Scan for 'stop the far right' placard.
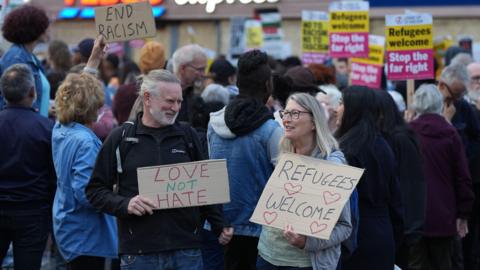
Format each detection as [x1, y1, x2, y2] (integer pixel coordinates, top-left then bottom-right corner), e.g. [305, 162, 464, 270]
[385, 13, 434, 80]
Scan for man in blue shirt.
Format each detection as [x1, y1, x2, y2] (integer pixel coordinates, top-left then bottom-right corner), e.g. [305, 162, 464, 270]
[0, 64, 56, 270]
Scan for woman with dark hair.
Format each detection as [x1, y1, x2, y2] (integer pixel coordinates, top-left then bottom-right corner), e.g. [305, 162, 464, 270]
[335, 86, 403, 270]
[0, 5, 51, 117]
[375, 90, 426, 270]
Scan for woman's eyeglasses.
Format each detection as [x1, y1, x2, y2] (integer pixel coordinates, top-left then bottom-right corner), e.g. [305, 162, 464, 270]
[279, 110, 311, 120]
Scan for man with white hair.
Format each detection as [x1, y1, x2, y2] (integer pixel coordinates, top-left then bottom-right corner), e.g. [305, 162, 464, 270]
[87, 70, 233, 270]
[463, 61, 480, 270]
[172, 44, 208, 124]
[438, 64, 480, 270]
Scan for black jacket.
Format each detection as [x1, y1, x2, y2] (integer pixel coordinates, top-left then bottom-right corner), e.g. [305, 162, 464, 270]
[387, 129, 426, 244]
[86, 116, 225, 255]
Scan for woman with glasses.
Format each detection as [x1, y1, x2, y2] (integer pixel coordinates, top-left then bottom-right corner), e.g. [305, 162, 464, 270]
[257, 93, 352, 270]
[336, 86, 403, 270]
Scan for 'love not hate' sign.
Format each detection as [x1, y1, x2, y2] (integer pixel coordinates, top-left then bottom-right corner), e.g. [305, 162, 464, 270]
[250, 153, 364, 239]
[95, 1, 156, 42]
[137, 159, 230, 210]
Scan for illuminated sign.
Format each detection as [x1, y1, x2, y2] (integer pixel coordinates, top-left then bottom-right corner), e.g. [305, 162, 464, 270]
[60, 0, 165, 20]
[64, 0, 163, 6]
[174, 0, 280, 14]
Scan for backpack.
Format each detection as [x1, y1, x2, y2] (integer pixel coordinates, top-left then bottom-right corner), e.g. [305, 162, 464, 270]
[112, 120, 198, 193]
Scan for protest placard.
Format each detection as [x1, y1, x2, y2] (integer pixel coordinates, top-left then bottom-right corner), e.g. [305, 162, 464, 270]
[250, 153, 364, 240]
[245, 19, 264, 49]
[95, 1, 156, 43]
[386, 13, 434, 80]
[434, 36, 454, 78]
[350, 35, 385, 89]
[328, 1, 369, 58]
[301, 10, 329, 64]
[137, 159, 230, 210]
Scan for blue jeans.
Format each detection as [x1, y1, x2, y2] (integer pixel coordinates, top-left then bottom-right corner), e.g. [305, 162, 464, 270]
[257, 256, 313, 270]
[201, 229, 224, 270]
[120, 249, 203, 270]
[0, 208, 50, 270]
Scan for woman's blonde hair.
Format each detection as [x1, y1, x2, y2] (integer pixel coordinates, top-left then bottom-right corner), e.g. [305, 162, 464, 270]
[280, 93, 338, 157]
[55, 73, 104, 125]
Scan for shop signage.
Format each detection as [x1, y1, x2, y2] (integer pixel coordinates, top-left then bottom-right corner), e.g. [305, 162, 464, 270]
[174, 0, 280, 14]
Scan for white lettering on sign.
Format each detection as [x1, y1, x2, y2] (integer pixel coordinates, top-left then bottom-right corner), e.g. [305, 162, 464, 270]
[175, 0, 279, 13]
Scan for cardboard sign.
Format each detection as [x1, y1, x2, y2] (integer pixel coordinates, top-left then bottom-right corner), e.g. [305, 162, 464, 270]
[250, 153, 364, 240]
[137, 159, 230, 209]
[350, 35, 385, 89]
[386, 13, 434, 80]
[301, 10, 329, 64]
[95, 1, 156, 42]
[328, 1, 369, 58]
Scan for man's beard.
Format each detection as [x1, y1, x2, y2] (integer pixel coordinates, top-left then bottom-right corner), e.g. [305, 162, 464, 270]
[149, 107, 178, 126]
[468, 89, 480, 103]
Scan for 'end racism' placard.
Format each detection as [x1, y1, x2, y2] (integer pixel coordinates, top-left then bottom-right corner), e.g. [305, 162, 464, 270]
[250, 153, 364, 240]
[95, 1, 156, 43]
[328, 1, 369, 58]
[350, 35, 385, 89]
[386, 13, 434, 80]
[137, 159, 230, 210]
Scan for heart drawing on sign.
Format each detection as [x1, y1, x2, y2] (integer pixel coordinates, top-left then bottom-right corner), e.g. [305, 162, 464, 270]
[310, 221, 328, 234]
[263, 211, 278, 225]
[284, 182, 303, 196]
[323, 191, 341, 205]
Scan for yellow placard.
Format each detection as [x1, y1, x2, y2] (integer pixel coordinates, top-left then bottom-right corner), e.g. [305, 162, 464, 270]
[386, 24, 433, 51]
[328, 11, 369, 33]
[302, 20, 329, 53]
[353, 44, 384, 66]
[246, 26, 264, 48]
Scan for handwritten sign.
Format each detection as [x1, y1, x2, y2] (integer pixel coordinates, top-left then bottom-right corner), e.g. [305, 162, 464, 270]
[95, 1, 156, 42]
[250, 153, 364, 239]
[301, 10, 329, 64]
[386, 13, 434, 80]
[328, 1, 369, 58]
[137, 159, 230, 209]
[350, 35, 385, 89]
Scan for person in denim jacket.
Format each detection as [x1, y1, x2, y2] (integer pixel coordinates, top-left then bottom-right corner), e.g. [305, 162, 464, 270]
[208, 50, 283, 270]
[257, 93, 352, 270]
[0, 5, 50, 117]
[52, 37, 118, 270]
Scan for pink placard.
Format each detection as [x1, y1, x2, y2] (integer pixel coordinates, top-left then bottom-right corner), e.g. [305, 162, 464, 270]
[301, 52, 330, 64]
[350, 62, 383, 89]
[329, 32, 368, 58]
[386, 49, 434, 80]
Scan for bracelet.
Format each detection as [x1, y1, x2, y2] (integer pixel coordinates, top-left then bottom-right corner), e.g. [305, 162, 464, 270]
[83, 66, 99, 76]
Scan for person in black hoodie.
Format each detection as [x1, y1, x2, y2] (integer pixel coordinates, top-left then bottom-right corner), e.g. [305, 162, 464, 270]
[207, 50, 284, 270]
[336, 86, 403, 270]
[86, 69, 233, 270]
[375, 90, 426, 270]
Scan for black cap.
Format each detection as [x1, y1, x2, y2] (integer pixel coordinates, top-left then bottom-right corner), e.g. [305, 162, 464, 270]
[74, 38, 94, 59]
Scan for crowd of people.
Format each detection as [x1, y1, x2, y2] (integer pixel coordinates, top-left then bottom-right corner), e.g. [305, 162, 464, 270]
[0, 4, 480, 270]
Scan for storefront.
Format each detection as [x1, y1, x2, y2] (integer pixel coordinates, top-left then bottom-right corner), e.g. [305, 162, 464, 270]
[36, 0, 480, 60]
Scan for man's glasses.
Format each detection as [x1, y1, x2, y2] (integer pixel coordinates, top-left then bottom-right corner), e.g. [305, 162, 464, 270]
[444, 82, 466, 103]
[471, 76, 480, 84]
[186, 64, 206, 73]
[279, 110, 312, 120]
